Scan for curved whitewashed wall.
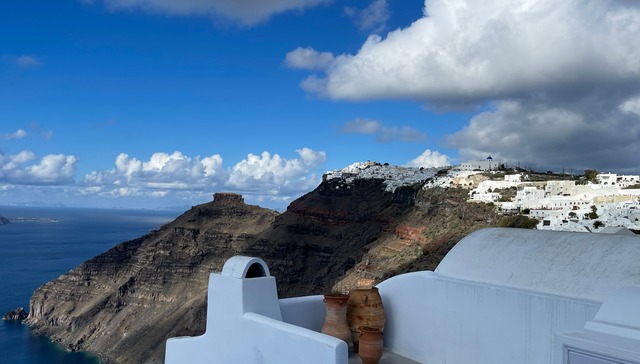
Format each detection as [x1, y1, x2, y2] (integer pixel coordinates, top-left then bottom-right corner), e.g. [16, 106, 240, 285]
[377, 228, 640, 364]
[378, 271, 600, 364]
[436, 228, 640, 301]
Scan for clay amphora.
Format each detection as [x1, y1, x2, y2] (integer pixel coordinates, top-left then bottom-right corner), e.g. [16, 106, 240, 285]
[321, 294, 352, 349]
[347, 287, 385, 352]
[358, 327, 383, 364]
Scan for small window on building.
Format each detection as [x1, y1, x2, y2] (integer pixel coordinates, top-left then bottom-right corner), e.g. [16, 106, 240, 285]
[543, 220, 551, 226]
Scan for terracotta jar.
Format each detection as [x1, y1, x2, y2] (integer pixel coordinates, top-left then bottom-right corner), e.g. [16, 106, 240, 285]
[358, 327, 383, 364]
[321, 294, 352, 349]
[346, 287, 385, 352]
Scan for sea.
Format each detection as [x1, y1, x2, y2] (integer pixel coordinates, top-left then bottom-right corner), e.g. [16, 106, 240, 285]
[0, 206, 181, 364]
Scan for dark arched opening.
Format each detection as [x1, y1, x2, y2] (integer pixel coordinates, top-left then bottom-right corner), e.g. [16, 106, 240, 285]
[245, 262, 267, 278]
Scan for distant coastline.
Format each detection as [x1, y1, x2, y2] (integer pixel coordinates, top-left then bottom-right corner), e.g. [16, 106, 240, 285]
[6, 217, 59, 223]
[0, 214, 10, 225]
[0, 211, 60, 224]
[7, 217, 60, 222]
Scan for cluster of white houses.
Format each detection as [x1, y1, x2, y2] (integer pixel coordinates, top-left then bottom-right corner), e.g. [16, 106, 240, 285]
[324, 161, 640, 233]
[462, 172, 640, 233]
[323, 161, 436, 192]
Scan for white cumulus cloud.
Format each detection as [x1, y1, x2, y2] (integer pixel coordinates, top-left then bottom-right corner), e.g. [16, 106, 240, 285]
[406, 149, 451, 168]
[621, 96, 640, 116]
[344, 0, 390, 34]
[85, 151, 226, 190]
[83, 148, 326, 204]
[1, 129, 28, 140]
[296, 147, 326, 166]
[0, 151, 77, 185]
[307, 0, 640, 103]
[292, 0, 640, 173]
[10, 150, 37, 164]
[26, 155, 76, 181]
[226, 148, 325, 196]
[202, 154, 224, 177]
[1, 147, 328, 208]
[284, 47, 335, 70]
[87, 0, 331, 26]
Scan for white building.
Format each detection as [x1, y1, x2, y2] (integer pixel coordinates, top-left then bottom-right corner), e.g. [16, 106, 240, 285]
[537, 213, 590, 233]
[504, 173, 522, 183]
[166, 229, 640, 364]
[597, 173, 640, 188]
[324, 162, 436, 192]
[458, 159, 493, 171]
[470, 192, 501, 203]
[546, 180, 577, 196]
[515, 186, 545, 205]
[473, 175, 522, 194]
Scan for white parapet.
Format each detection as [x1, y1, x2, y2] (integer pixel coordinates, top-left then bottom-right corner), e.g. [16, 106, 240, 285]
[376, 228, 640, 364]
[556, 286, 640, 363]
[165, 255, 348, 364]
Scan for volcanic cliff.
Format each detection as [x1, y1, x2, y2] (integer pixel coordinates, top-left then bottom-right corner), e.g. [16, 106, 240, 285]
[27, 193, 278, 363]
[27, 178, 531, 363]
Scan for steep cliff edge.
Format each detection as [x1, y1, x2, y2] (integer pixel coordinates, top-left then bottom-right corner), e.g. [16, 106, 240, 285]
[27, 193, 278, 364]
[250, 178, 417, 297]
[26, 180, 532, 363]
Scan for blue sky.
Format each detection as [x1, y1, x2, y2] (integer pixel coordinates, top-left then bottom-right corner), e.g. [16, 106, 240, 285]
[1, 0, 640, 210]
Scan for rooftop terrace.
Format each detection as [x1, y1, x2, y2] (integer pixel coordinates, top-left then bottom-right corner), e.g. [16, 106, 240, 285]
[165, 228, 640, 364]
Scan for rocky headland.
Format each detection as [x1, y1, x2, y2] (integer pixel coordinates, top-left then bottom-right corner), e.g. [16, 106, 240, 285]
[0, 214, 10, 225]
[26, 174, 534, 363]
[3, 307, 28, 320]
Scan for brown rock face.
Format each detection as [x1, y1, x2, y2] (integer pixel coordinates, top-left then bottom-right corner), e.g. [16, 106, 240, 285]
[3, 307, 28, 320]
[253, 178, 408, 297]
[395, 225, 425, 240]
[212, 192, 244, 205]
[26, 177, 533, 363]
[27, 197, 278, 364]
[331, 186, 504, 292]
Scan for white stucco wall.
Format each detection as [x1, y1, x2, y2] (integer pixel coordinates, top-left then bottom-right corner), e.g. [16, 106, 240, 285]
[556, 286, 640, 364]
[435, 228, 640, 301]
[459, 160, 492, 171]
[377, 271, 600, 364]
[375, 228, 640, 364]
[165, 257, 347, 364]
[279, 295, 326, 332]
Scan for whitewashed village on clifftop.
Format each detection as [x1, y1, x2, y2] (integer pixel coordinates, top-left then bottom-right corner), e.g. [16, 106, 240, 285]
[324, 160, 640, 234]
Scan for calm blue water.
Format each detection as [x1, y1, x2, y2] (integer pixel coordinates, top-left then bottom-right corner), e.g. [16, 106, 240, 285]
[0, 206, 180, 364]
